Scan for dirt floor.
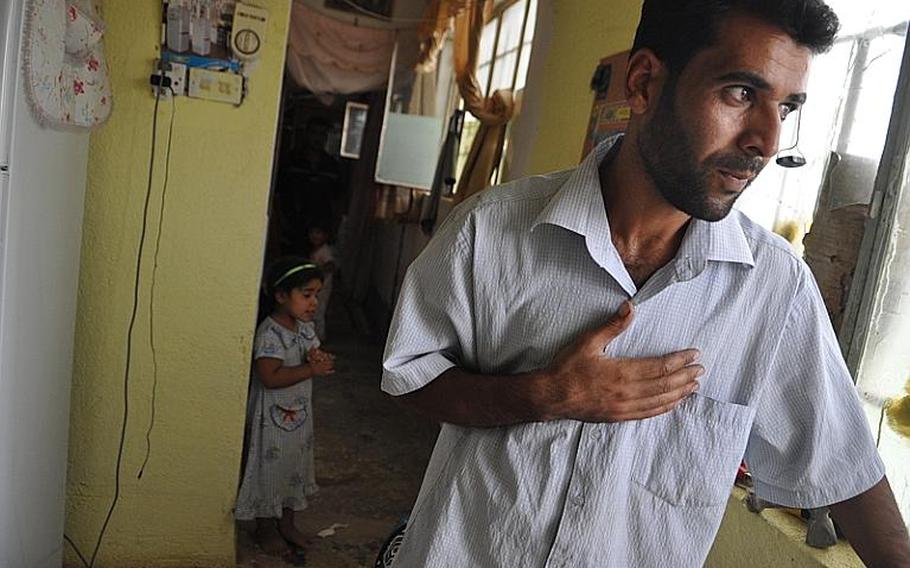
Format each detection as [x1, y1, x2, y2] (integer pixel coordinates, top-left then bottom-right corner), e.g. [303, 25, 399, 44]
[237, 299, 438, 568]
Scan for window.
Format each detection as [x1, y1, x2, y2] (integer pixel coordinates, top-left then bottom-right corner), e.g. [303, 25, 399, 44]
[848, 140, 910, 526]
[455, 0, 538, 186]
[840, 24, 910, 526]
[793, 1, 910, 526]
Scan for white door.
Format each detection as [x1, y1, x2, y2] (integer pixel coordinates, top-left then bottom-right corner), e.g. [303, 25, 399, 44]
[0, 0, 91, 566]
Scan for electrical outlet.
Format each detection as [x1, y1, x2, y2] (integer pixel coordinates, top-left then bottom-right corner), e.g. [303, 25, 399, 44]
[151, 60, 188, 97]
[166, 62, 187, 96]
[188, 68, 243, 105]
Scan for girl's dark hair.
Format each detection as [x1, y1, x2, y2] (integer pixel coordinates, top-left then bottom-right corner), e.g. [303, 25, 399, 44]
[261, 257, 324, 313]
[631, 0, 840, 75]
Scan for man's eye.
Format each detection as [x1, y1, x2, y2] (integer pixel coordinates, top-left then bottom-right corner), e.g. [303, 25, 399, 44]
[724, 86, 753, 104]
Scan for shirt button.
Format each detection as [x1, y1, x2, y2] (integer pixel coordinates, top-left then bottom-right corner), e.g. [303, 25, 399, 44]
[571, 491, 585, 507]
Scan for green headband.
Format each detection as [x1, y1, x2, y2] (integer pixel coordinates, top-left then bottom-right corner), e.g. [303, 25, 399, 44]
[273, 263, 318, 287]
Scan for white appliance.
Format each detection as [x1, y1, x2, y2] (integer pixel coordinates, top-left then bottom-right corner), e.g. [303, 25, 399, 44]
[0, 1, 91, 566]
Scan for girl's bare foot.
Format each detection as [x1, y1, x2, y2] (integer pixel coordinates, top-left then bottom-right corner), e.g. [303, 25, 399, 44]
[278, 508, 309, 549]
[255, 518, 291, 555]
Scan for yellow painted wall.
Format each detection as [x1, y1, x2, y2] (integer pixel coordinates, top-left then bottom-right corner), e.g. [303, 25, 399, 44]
[524, 0, 643, 175]
[64, 1, 291, 566]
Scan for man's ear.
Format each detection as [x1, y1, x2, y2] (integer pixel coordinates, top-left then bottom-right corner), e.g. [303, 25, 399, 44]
[625, 49, 667, 115]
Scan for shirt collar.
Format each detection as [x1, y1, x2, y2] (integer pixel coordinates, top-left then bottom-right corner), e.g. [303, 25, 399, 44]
[531, 134, 755, 272]
[531, 135, 618, 242]
[679, 215, 755, 271]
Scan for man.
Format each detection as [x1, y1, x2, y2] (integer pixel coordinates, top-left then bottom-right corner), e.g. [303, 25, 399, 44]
[382, 1, 910, 566]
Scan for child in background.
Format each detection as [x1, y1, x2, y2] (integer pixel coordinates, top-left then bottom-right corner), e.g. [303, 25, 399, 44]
[307, 225, 336, 341]
[235, 258, 336, 555]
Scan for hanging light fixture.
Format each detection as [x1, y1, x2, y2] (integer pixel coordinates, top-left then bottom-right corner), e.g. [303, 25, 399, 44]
[776, 108, 807, 168]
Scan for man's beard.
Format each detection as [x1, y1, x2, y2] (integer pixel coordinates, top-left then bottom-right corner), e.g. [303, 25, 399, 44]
[637, 77, 766, 222]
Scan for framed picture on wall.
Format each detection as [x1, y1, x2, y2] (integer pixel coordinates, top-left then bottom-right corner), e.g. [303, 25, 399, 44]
[341, 102, 369, 159]
[325, 0, 393, 17]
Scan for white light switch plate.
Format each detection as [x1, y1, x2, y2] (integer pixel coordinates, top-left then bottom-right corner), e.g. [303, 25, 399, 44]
[187, 68, 243, 105]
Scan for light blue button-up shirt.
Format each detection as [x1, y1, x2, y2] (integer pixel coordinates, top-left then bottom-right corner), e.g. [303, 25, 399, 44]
[382, 137, 884, 567]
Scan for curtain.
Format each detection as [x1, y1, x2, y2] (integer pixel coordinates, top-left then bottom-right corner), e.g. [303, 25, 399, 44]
[417, 0, 515, 203]
[286, 1, 405, 94]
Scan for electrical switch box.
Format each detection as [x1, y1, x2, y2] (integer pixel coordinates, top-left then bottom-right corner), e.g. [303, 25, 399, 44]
[151, 60, 188, 97]
[187, 67, 244, 104]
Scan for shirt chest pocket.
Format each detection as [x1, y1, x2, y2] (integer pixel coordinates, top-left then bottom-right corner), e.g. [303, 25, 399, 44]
[631, 393, 754, 507]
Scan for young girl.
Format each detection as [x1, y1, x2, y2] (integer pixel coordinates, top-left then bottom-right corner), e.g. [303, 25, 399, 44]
[235, 258, 335, 554]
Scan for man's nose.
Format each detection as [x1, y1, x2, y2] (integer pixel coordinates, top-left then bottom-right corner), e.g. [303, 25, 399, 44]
[740, 103, 782, 160]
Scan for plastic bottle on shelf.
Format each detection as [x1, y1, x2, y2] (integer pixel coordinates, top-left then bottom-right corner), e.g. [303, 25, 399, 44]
[191, 0, 211, 56]
[209, 0, 220, 51]
[179, 0, 191, 52]
[166, 0, 190, 52]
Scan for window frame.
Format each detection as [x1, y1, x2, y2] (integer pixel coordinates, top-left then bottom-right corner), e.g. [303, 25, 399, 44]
[454, 0, 536, 191]
[480, 0, 534, 98]
[840, 24, 910, 373]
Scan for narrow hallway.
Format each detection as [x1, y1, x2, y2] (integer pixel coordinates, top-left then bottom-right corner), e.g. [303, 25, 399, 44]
[238, 296, 438, 567]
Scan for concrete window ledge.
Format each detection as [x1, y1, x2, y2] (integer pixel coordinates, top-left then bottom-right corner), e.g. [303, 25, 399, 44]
[707, 487, 863, 567]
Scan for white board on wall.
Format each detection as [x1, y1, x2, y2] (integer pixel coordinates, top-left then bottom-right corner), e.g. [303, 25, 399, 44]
[375, 112, 443, 190]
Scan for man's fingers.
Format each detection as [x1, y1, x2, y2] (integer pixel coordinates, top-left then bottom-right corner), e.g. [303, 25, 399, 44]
[626, 349, 701, 379]
[609, 382, 698, 421]
[609, 397, 687, 422]
[634, 364, 703, 398]
[587, 301, 635, 348]
[624, 379, 699, 415]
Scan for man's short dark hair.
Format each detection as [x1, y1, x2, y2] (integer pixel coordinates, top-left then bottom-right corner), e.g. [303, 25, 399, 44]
[631, 0, 840, 74]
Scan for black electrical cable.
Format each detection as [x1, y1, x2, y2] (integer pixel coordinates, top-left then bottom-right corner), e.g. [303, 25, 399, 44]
[63, 533, 89, 568]
[138, 86, 176, 480]
[64, 67, 168, 568]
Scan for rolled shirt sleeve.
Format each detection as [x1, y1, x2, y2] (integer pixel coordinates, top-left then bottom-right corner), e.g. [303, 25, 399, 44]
[745, 263, 885, 508]
[382, 206, 477, 396]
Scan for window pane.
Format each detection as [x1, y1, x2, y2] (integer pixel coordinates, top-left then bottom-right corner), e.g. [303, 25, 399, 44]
[477, 62, 491, 98]
[846, 6, 910, 524]
[836, 2, 906, 36]
[524, 0, 538, 44]
[478, 20, 498, 67]
[841, 33, 906, 162]
[497, 0, 526, 56]
[455, 116, 482, 188]
[490, 51, 518, 93]
[514, 0, 538, 91]
[855, 145, 910, 526]
[516, 41, 533, 91]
